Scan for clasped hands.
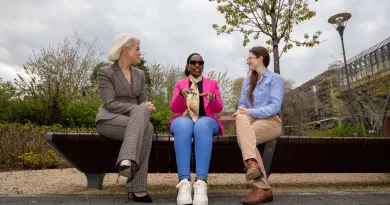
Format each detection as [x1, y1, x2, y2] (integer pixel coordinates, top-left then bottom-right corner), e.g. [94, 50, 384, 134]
[232, 107, 249, 117]
[180, 88, 215, 102]
[144, 101, 156, 112]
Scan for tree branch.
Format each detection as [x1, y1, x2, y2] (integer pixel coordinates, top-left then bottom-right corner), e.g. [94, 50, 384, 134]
[279, 0, 297, 40]
[248, 1, 272, 36]
[227, 0, 259, 28]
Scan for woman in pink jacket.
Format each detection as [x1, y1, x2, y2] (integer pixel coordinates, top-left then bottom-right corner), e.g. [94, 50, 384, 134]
[169, 53, 224, 205]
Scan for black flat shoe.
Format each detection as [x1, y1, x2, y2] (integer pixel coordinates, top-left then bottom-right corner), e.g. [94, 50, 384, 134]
[129, 192, 153, 203]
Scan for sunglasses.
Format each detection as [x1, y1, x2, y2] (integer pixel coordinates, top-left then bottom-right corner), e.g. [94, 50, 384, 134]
[189, 60, 204, 66]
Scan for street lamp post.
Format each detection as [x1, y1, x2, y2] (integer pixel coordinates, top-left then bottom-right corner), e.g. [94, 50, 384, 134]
[328, 12, 358, 137]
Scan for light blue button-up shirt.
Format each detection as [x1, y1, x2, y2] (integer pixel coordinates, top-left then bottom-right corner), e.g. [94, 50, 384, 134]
[238, 69, 284, 119]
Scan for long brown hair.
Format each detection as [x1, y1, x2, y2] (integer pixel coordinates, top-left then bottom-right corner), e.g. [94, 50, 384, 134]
[247, 46, 270, 106]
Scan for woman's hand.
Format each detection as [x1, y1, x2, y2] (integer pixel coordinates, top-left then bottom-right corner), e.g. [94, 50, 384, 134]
[232, 110, 240, 117]
[199, 92, 215, 102]
[144, 101, 156, 112]
[232, 107, 249, 117]
[238, 107, 249, 115]
[180, 88, 194, 98]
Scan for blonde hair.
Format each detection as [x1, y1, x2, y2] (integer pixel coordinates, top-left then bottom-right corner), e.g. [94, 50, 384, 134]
[108, 33, 140, 62]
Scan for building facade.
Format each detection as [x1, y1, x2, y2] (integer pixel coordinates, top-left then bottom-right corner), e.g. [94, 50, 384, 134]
[283, 37, 390, 136]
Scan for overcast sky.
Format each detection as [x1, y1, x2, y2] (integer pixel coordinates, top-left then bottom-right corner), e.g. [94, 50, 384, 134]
[1, 0, 389, 86]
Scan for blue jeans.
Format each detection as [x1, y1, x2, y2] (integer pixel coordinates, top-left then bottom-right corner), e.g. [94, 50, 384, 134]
[170, 116, 219, 181]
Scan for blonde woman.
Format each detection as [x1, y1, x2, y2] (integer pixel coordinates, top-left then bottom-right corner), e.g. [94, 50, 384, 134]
[233, 46, 284, 204]
[95, 33, 155, 203]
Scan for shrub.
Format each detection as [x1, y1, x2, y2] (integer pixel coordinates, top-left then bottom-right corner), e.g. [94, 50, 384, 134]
[62, 96, 100, 128]
[18, 150, 61, 169]
[0, 122, 96, 170]
[309, 123, 373, 137]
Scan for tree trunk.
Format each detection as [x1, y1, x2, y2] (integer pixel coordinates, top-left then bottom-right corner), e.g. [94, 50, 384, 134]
[272, 40, 280, 74]
[272, 39, 284, 134]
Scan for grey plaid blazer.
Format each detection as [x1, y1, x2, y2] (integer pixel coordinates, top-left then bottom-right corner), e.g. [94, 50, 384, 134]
[95, 62, 147, 123]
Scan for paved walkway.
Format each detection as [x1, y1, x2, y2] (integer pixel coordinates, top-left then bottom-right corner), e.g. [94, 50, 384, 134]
[1, 193, 390, 205]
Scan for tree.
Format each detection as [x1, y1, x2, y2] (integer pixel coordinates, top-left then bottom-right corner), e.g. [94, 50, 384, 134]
[15, 33, 102, 125]
[344, 72, 390, 136]
[282, 88, 316, 135]
[0, 79, 18, 121]
[207, 70, 233, 108]
[149, 62, 183, 103]
[134, 56, 152, 94]
[224, 77, 244, 112]
[90, 61, 110, 84]
[210, 0, 322, 74]
[284, 78, 295, 93]
[148, 62, 184, 133]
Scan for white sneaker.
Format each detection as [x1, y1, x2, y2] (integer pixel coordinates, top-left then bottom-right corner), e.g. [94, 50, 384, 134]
[176, 179, 192, 205]
[193, 180, 208, 205]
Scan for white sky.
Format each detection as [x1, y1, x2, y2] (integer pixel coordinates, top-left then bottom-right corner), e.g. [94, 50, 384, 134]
[1, 0, 389, 87]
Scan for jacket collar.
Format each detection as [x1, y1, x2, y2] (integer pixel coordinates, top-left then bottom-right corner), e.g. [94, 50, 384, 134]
[113, 61, 133, 96]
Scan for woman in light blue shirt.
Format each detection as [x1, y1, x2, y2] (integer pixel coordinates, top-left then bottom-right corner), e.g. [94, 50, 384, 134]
[233, 46, 284, 204]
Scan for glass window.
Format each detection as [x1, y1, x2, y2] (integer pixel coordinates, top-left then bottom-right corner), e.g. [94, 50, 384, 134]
[384, 46, 390, 70]
[371, 52, 378, 73]
[354, 62, 359, 73]
[384, 59, 390, 70]
[376, 49, 383, 62]
[366, 55, 371, 66]
[336, 69, 342, 82]
[355, 62, 361, 80]
[382, 45, 389, 60]
[348, 64, 353, 75]
[361, 56, 366, 68]
[371, 52, 377, 64]
[348, 65, 355, 81]
[360, 59, 366, 78]
[365, 55, 373, 75]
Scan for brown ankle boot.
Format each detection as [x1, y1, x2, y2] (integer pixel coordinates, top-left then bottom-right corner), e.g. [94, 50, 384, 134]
[245, 161, 263, 181]
[240, 186, 273, 204]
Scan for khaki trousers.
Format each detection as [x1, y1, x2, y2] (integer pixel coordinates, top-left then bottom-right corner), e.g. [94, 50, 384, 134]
[235, 114, 281, 189]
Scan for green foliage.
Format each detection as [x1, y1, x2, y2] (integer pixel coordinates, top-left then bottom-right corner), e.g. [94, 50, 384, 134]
[90, 61, 110, 84]
[0, 80, 46, 125]
[151, 104, 172, 134]
[309, 124, 371, 137]
[18, 150, 61, 169]
[134, 56, 152, 93]
[62, 96, 101, 128]
[0, 80, 19, 121]
[335, 70, 390, 135]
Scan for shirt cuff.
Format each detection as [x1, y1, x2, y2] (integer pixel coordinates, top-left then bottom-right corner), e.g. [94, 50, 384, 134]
[248, 109, 257, 118]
